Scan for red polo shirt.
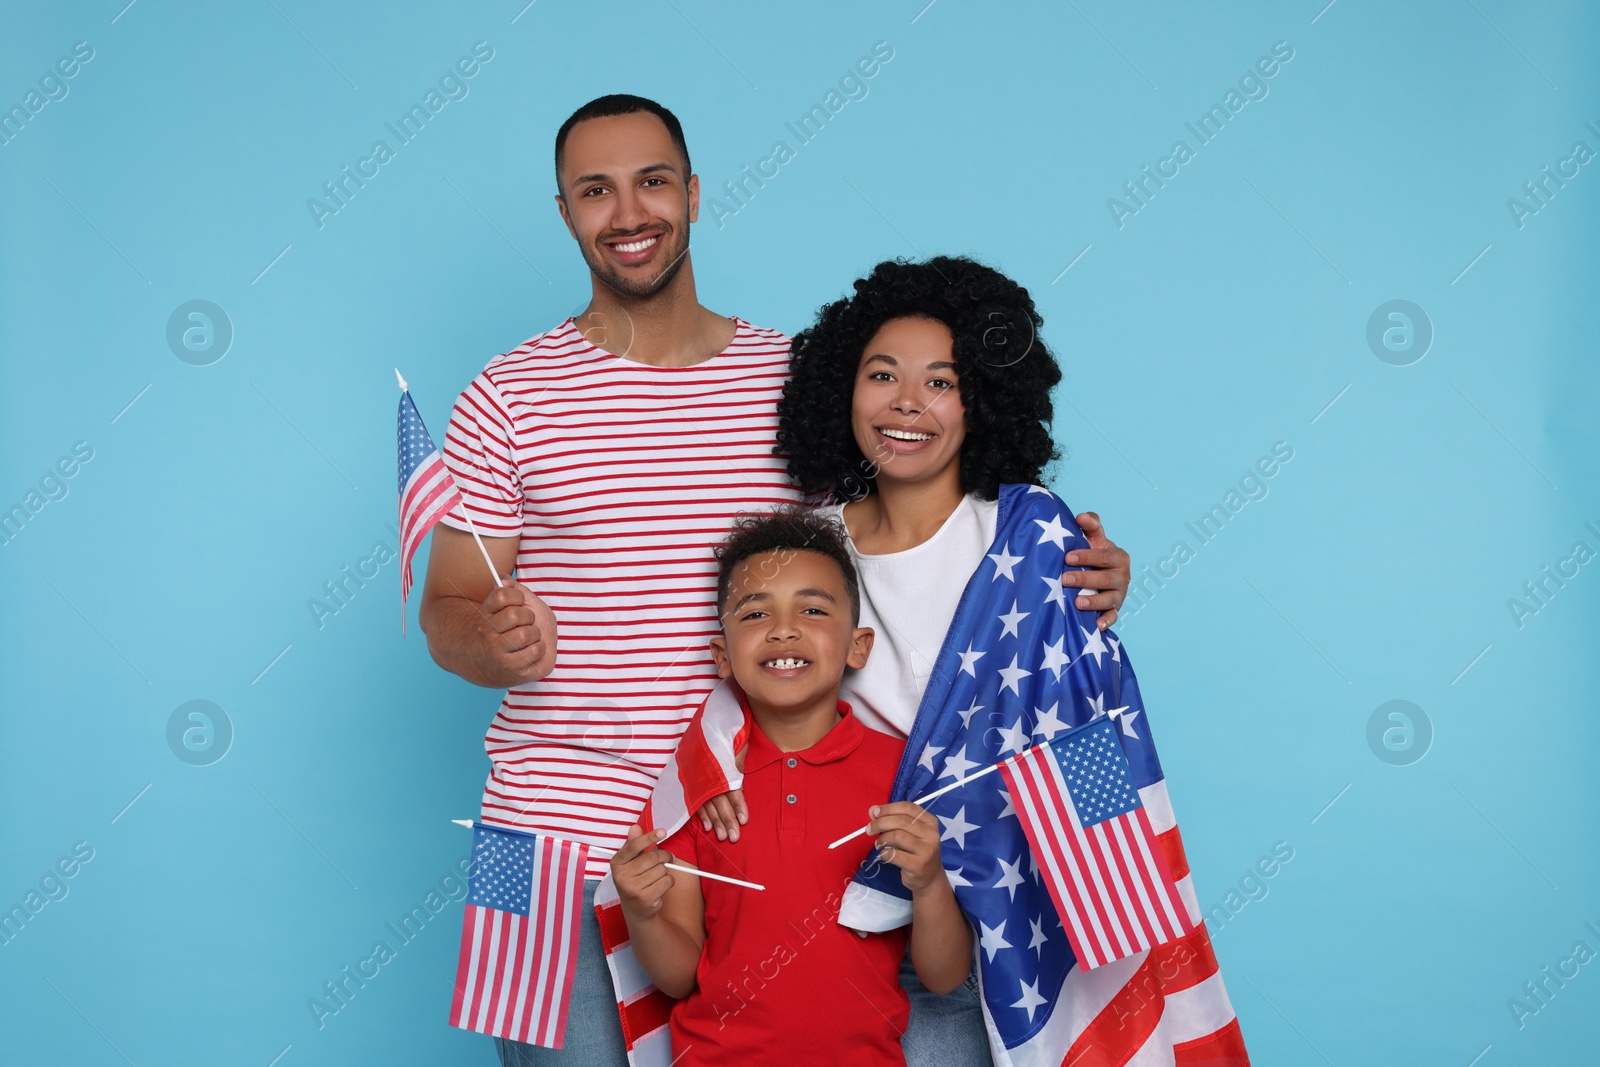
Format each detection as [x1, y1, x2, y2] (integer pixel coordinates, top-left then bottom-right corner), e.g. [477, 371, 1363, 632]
[662, 702, 909, 1066]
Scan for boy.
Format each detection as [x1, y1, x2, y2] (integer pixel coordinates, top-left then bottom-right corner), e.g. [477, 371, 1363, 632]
[609, 508, 973, 1066]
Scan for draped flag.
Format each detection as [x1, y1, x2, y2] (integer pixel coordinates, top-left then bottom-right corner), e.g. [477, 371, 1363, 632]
[450, 824, 589, 1047]
[593, 682, 750, 1067]
[839, 484, 1248, 1066]
[999, 716, 1193, 971]
[397, 383, 464, 632]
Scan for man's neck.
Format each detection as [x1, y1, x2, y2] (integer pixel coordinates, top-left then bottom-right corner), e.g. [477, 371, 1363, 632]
[576, 259, 734, 368]
[748, 695, 843, 753]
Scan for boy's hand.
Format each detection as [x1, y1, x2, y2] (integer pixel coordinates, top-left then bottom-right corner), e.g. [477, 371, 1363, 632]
[611, 824, 675, 921]
[869, 802, 951, 897]
[697, 789, 747, 842]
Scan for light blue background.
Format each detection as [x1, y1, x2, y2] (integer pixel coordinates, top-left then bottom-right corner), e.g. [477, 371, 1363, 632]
[2, 1, 1597, 1064]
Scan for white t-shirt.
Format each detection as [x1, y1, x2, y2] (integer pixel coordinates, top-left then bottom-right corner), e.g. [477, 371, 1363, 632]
[828, 494, 1000, 737]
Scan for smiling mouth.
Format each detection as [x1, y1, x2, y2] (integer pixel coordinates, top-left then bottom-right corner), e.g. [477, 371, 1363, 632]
[761, 656, 811, 671]
[877, 427, 935, 442]
[603, 233, 663, 262]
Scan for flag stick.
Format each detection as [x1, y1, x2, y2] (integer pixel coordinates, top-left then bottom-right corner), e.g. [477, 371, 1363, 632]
[454, 503, 505, 590]
[397, 369, 502, 590]
[827, 761, 1003, 850]
[827, 706, 1132, 850]
[450, 820, 764, 891]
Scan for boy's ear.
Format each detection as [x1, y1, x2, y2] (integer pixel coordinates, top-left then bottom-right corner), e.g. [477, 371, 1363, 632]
[845, 626, 874, 670]
[708, 635, 733, 679]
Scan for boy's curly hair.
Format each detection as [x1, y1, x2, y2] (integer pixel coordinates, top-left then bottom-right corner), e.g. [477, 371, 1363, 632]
[715, 506, 860, 624]
[777, 255, 1061, 502]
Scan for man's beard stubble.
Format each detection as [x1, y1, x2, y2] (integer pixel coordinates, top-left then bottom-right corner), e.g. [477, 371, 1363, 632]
[582, 224, 693, 299]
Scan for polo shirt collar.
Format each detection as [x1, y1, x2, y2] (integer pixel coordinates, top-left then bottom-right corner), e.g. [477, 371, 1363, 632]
[740, 694, 864, 773]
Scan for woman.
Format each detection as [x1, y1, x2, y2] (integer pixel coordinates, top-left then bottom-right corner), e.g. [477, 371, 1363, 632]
[668, 257, 1245, 1064]
[785, 256, 1072, 740]
[702, 255, 1127, 1063]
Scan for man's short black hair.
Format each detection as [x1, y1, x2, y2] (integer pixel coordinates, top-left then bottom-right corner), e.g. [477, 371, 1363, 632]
[554, 94, 692, 190]
[714, 507, 860, 625]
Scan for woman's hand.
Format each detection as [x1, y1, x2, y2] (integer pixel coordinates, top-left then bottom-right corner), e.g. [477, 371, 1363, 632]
[1065, 511, 1130, 630]
[869, 802, 951, 896]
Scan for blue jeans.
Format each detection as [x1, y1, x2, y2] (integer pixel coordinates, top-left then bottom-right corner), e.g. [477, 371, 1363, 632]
[899, 951, 992, 1067]
[492, 883, 992, 1066]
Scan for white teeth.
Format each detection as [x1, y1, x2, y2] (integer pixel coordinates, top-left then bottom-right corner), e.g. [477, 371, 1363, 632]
[881, 428, 933, 441]
[612, 236, 658, 253]
[765, 657, 810, 670]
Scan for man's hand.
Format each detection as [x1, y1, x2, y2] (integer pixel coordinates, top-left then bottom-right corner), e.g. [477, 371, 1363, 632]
[869, 802, 951, 897]
[418, 525, 557, 689]
[611, 825, 675, 922]
[478, 580, 558, 684]
[1064, 511, 1131, 630]
[697, 790, 747, 843]
[694, 746, 748, 841]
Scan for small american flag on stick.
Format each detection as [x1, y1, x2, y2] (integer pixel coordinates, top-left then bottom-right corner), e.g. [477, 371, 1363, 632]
[396, 370, 502, 633]
[449, 824, 589, 1047]
[999, 715, 1193, 970]
[397, 373, 464, 626]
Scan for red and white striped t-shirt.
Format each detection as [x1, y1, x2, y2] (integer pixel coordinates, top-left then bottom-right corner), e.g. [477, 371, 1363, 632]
[440, 317, 802, 876]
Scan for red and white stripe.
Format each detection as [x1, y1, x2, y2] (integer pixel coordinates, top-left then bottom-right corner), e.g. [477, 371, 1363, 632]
[841, 777, 1244, 1065]
[442, 319, 800, 876]
[449, 835, 588, 1047]
[594, 876, 676, 1067]
[995, 781, 1247, 1067]
[1000, 743, 1192, 970]
[399, 446, 463, 616]
[594, 682, 748, 1065]
[637, 682, 749, 836]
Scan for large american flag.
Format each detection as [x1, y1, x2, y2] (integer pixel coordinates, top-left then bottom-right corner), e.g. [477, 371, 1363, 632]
[839, 484, 1249, 1066]
[396, 385, 464, 631]
[999, 716, 1193, 971]
[450, 824, 589, 1047]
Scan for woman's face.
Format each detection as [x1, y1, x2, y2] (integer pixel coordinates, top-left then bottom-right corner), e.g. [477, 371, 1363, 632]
[850, 316, 968, 491]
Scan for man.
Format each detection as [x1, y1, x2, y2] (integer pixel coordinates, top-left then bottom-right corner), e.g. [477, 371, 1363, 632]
[418, 94, 1131, 1065]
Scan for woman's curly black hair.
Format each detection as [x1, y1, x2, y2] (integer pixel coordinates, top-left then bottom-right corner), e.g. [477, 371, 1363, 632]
[777, 255, 1062, 503]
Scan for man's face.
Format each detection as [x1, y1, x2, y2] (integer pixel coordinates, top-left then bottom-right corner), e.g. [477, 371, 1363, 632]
[711, 550, 873, 717]
[556, 112, 697, 298]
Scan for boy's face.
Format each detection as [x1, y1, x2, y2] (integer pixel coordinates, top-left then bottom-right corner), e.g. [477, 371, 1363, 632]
[710, 550, 873, 716]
